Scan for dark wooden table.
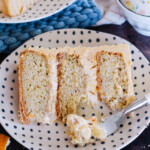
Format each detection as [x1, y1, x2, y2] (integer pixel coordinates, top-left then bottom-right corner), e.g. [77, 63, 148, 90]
[0, 22, 150, 150]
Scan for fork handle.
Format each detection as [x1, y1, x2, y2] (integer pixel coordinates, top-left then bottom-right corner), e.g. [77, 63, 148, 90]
[123, 93, 150, 116]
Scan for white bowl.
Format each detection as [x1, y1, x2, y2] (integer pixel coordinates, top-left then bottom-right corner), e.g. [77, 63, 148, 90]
[116, 0, 150, 36]
[120, 0, 150, 16]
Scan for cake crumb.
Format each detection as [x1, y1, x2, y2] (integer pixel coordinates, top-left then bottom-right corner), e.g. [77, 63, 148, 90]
[128, 112, 134, 118]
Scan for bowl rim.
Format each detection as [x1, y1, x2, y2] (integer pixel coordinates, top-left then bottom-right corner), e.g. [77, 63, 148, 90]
[117, 0, 150, 18]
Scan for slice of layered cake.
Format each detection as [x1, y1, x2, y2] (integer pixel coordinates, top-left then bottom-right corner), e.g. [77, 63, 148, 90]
[18, 47, 57, 124]
[0, 0, 40, 17]
[18, 44, 134, 124]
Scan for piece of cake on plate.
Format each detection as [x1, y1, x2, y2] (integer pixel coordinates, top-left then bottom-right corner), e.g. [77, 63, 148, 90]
[0, 0, 40, 17]
[18, 44, 134, 124]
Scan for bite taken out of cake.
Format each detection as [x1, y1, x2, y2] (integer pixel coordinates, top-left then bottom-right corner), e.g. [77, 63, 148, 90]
[66, 114, 107, 146]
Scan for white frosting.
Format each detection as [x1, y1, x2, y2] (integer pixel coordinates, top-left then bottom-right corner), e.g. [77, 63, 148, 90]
[45, 56, 57, 124]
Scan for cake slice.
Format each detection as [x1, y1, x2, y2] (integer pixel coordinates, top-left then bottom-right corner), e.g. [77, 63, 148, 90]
[18, 47, 57, 124]
[18, 44, 134, 124]
[86, 44, 135, 110]
[0, 0, 40, 17]
[67, 114, 107, 146]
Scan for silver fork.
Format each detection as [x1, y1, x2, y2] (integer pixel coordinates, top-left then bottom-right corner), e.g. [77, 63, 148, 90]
[101, 93, 150, 136]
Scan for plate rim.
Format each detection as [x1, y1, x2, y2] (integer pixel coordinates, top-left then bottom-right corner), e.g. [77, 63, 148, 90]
[0, 0, 76, 24]
[0, 28, 150, 150]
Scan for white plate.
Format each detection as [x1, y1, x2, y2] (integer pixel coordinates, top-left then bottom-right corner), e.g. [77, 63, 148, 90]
[0, 29, 150, 150]
[0, 0, 75, 23]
